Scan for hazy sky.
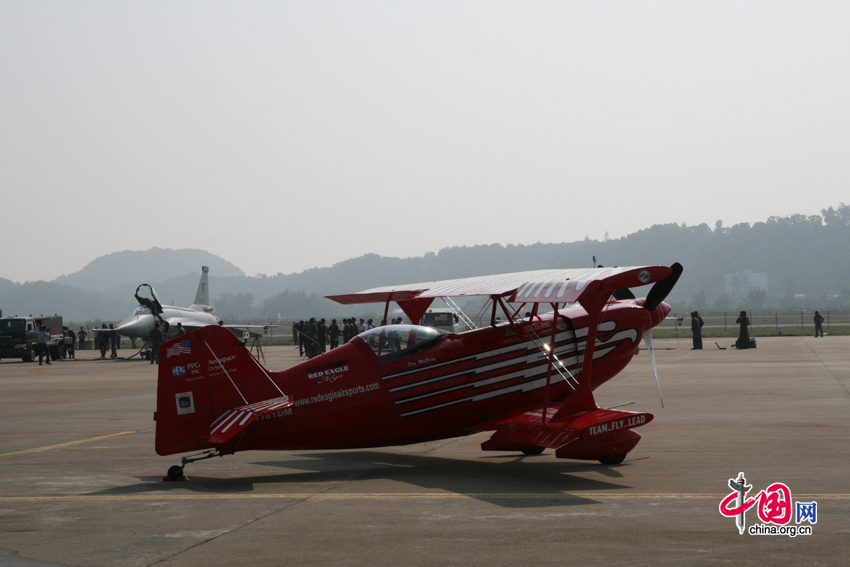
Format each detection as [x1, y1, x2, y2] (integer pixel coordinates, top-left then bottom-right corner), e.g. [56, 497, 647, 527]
[2, 1, 848, 284]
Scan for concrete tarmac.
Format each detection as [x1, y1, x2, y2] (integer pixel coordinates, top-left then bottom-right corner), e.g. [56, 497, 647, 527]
[1, 336, 848, 566]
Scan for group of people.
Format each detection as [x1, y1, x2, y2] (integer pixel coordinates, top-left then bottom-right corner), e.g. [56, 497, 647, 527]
[91, 324, 121, 359]
[690, 310, 827, 351]
[292, 317, 390, 358]
[691, 310, 753, 349]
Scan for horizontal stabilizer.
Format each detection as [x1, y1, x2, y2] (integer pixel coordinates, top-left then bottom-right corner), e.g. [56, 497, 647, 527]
[481, 421, 580, 452]
[481, 407, 653, 458]
[207, 395, 293, 445]
[562, 408, 653, 434]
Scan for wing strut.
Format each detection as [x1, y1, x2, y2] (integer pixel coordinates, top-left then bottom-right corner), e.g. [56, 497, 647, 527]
[549, 285, 609, 422]
[542, 302, 560, 424]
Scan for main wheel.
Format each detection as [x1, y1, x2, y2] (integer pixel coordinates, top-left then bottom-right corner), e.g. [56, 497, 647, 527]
[521, 447, 545, 455]
[598, 453, 627, 465]
[167, 465, 184, 480]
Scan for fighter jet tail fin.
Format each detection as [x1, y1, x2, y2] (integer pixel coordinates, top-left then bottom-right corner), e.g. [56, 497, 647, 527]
[193, 266, 210, 308]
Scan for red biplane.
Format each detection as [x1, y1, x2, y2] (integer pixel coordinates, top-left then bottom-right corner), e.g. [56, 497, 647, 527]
[155, 264, 682, 480]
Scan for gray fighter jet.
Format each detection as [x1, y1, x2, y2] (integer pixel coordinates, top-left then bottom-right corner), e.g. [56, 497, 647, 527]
[116, 266, 221, 341]
[113, 267, 272, 358]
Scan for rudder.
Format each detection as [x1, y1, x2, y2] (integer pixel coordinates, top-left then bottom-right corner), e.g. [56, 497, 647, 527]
[154, 325, 286, 456]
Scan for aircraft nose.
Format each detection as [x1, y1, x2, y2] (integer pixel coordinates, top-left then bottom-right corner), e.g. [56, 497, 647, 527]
[648, 301, 672, 329]
[116, 317, 142, 337]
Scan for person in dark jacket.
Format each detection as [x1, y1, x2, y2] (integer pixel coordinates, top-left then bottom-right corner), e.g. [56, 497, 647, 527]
[317, 319, 327, 354]
[814, 311, 824, 337]
[328, 319, 340, 350]
[735, 311, 750, 349]
[109, 323, 119, 357]
[304, 318, 318, 358]
[296, 321, 305, 356]
[66, 327, 76, 359]
[691, 311, 704, 350]
[149, 323, 164, 364]
[99, 324, 109, 358]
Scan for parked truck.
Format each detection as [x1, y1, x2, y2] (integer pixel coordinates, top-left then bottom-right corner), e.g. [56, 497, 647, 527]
[0, 315, 73, 362]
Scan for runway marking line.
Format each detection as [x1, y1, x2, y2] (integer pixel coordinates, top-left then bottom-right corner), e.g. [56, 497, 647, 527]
[0, 431, 136, 458]
[1, 493, 849, 503]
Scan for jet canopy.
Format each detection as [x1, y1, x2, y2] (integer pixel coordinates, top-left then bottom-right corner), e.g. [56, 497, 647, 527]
[359, 324, 447, 362]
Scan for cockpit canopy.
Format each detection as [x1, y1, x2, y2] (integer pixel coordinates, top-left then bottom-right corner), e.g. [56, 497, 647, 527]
[133, 306, 151, 316]
[358, 324, 447, 362]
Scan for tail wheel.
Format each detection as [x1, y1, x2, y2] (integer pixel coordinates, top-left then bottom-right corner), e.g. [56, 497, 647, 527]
[598, 453, 627, 465]
[521, 447, 545, 455]
[167, 465, 184, 480]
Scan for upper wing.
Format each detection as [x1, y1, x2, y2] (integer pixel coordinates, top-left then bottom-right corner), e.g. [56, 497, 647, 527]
[326, 266, 674, 305]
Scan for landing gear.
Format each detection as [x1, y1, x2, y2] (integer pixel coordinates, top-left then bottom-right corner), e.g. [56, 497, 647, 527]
[164, 449, 224, 481]
[598, 453, 627, 465]
[521, 447, 545, 455]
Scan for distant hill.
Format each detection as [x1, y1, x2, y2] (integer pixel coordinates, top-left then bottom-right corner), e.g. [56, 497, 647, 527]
[3, 206, 849, 323]
[0, 280, 128, 322]
[54, 248, 244, 292]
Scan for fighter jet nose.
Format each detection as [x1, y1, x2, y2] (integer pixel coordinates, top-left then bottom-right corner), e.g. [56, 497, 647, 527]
[117, 317, 145, 337]
[116, 320, 137, 334]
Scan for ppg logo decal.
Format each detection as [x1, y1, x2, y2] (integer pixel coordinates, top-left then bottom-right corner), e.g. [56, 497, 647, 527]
[172, 366, 186, 377]
[175, 391, 195, 415]
[638, 270, 651, 284]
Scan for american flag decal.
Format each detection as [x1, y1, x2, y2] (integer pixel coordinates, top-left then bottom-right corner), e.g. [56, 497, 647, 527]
[166, 339, 192, 358]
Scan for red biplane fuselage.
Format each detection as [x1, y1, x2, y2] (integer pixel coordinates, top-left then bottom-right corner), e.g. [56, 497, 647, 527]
[155, 298, 670, 458]
[155, 264, 682, 478]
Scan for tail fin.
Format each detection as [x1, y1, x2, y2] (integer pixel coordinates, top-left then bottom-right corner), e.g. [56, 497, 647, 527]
[154, 324, 291, 456]
[192, 266, 210, 308]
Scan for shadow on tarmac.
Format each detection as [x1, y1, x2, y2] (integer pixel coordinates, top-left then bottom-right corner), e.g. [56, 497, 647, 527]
[87, 449, 636, 509]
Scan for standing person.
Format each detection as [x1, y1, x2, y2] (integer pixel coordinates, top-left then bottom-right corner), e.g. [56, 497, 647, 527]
[78, 327, 87, 350]
[149, 323, 164, 365]
[37, 325, 51, 365]
[99, 324, 109, 358]
[735, 311, 750, 349]
[292, 323, 299, 350]
[109, 323, 119, 357]
[690, 312, 704, 350]
[328, 319, 340, 350]
[296, 321, 305, 356]
[813, 311, 824, 337]
[358, 319, 366, 334]
[175, 322, 186, 337]
[304, 318, 318, 358]
[317, 319, 327, 354]
[367, 319, 375, 330]
[66, 327, 76, 359]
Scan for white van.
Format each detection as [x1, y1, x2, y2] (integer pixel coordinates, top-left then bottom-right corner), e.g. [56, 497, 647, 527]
[419, 308, 465, 333]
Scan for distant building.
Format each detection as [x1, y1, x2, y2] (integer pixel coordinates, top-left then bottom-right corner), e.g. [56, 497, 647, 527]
[725, 271, 768, 297]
